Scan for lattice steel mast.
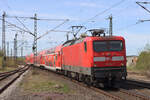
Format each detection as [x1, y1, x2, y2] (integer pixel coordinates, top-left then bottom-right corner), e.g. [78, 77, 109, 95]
[33, 13, 37, 64]
[2, 12, 6, 69]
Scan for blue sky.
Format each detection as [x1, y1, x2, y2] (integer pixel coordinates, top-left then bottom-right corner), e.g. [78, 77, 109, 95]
[0, 0, 150, 56]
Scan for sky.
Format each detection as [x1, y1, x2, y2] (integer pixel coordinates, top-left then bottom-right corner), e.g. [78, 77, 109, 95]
[0, 0, 150, 56]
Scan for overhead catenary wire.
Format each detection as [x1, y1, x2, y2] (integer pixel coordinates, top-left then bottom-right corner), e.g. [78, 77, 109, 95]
[111, 1, 150, 33]
[0, 1, 34, 56]
[2, 15, 70, 39]
[47, 30, 73, 33]
[14, 16, 32, 33]
[1, 2, 69, 36]
[81, 0, 126, 25]
[0, 1, 33, 34]
[0, 0, 72, 56]
[36, 19, 69, 40]
[112, 0, 133, 18]
[115, 19, 150, 32]
[116, 23, 139, 32]
[0, 13, 70, 57]
[134, 2, 150, 25]
[136, 2, 150, 14]
[6, 15, 69, 21]
[17, 41, 25, 48]
[0, 18, 35, 36]
[1, 0, 139, 56]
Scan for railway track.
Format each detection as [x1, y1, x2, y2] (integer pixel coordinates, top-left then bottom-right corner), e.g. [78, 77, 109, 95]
[126, 79, 150, 89]
[67, 77, 123, 100]
[122, 79, 150, 100]
[0, 65, 29, 94]
[107, 88, 150, 100]
[33, 66, 150, 100]
[119, 89, 149, 100]
[108, 79, 150, 100]
[34, 66, 123, 100]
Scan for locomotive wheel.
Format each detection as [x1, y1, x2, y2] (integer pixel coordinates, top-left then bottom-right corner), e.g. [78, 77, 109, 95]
[75, 73, 79, 81]
[85, 76, 92, 86]
[64, 70, 68, 76]
[81, 74, 85, 82]
[67, 71, 72, 78]
[67, 71, 70, 77]
[78, 73, 82, 82]
[103, 78, 114, 88]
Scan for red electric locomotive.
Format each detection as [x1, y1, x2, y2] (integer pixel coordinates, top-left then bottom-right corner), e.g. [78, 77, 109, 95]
[61, 29, 127, 87]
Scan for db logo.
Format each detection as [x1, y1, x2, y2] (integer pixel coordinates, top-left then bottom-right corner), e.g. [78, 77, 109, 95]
[106, 57, 111, 61]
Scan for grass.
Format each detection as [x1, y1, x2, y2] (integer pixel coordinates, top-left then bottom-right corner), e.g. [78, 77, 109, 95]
[0, 66, 17, 73]
[0, 56, 25, 72]
[0, 57, 2, 67]
[20, 70, 70, 94]
[0, 57, 18, 73]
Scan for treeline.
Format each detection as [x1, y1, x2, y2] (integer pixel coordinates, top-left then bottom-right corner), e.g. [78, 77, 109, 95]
[0, 50, 25, 68]
[135, 43, 150, 75]
[0, 50, 3, 57]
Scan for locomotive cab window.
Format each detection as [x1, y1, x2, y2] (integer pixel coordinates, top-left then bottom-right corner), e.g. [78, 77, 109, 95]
[93, 40, 123, 52]
[109, 41, 123, 51]
[84, 42, 87, 52]
[93, 41, 107, 52]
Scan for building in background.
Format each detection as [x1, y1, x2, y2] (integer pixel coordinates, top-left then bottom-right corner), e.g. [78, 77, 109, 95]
[127, 56, 138, 67]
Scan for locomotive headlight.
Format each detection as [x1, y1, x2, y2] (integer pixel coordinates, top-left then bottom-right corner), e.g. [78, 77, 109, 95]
[121, 63, 124, 66]
[112, 56, 124, 61]
[93, 57, 105, 62]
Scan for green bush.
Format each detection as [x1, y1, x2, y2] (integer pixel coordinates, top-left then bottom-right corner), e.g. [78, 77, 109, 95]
[0, 57, 2, 67]
[136, 43, 150, 71]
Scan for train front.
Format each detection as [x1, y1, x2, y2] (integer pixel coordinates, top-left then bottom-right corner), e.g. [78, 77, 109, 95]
[89, 30, 127, 86]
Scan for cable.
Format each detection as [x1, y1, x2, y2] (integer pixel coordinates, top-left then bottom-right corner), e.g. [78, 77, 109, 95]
[115, 20, 147, 32]
[36, 19, 69, 40]
[117, 23, 138, 31]
[1, 0, 32, 32]
[6, 15, 69, 21]
[81, 0, 126, 25]
[14, 16, 32, 33]
[112, 0, 132, 18]
[136, 2, 150, 14]
[0, 18, 35, 36]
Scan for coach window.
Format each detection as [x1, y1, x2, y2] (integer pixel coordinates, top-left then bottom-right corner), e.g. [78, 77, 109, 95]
[84, 42, 87, 52]
[54, 56, 55, 66]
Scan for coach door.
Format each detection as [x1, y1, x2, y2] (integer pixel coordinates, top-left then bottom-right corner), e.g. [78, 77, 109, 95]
[54, 55, 56, 67]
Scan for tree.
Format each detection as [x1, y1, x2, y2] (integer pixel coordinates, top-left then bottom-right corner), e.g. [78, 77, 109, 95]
[0, 50, 3, 57]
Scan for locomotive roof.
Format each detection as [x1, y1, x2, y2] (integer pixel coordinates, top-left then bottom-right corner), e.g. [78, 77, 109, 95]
[63, 36, 124, 47]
